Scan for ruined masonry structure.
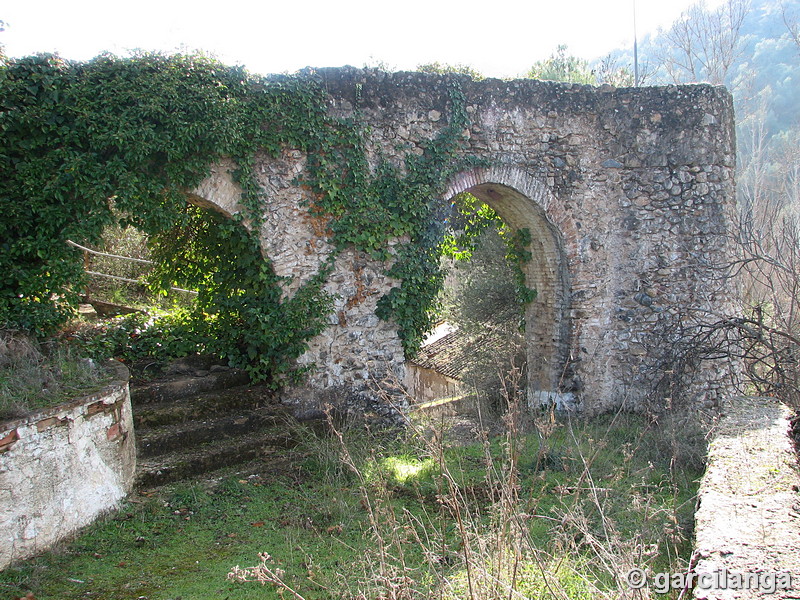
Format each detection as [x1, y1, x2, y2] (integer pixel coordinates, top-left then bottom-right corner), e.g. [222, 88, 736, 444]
[192, 68, 737, 414]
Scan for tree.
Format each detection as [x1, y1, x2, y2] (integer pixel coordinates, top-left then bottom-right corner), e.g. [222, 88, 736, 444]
[441, 210, 529, 413]
[655, 0, 749, 85]
[417, 61, 483, 80]
[449, 225, 524, 332]
[594, 54, 636, 87]
[526, 45, 596, 84]
[782, 3, 800, 53]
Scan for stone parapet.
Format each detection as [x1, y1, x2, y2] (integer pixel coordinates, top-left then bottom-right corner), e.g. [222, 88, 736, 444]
[0, 361, 135, 569]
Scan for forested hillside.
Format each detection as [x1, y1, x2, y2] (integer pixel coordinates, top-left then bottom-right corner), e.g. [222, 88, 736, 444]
[608, 0, 799, 139]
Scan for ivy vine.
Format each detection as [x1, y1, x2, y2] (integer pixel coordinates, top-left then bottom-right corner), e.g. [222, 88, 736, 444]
[0, 52, 475, 382]
[505, 227, 538, 305]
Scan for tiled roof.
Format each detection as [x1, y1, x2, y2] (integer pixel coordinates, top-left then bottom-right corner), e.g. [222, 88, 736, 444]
[410, 325, 507, 380]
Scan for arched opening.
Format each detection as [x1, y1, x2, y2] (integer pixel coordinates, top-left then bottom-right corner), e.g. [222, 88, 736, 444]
[80, 164, 246, 319]
[466, 184, 570, 398]
[443, 169, 573, 409]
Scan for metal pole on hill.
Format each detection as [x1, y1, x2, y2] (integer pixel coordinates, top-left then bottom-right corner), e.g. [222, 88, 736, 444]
[634, 0, 640, 86]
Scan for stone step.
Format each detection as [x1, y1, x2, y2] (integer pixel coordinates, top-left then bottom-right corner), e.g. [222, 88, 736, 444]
[131, 369, 251, 405]
[132, 384, 275, 429]
[136, 407, 285, 458]
[135, 429, 297, 489]
[129, 362, 299, 488]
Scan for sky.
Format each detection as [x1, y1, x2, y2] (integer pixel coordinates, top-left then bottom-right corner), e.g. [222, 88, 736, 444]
[2, 0, 707, 79]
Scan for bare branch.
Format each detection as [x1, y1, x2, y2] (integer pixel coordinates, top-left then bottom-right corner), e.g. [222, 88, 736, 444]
[655, 0, 749, 85]
[783, 3, 800, 53]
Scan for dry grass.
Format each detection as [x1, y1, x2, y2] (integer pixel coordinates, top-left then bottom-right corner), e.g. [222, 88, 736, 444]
[0, 330, 110, 421]
[230, 371, 705, 600]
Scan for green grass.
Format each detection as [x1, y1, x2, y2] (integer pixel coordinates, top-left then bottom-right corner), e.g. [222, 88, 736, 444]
[0, 412, 705, 599]
[1, 473, 369, 600]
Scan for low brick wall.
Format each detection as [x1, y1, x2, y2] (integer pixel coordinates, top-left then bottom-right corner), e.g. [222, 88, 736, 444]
[692, 396, 800, 599]
[0, 361, 135, 569]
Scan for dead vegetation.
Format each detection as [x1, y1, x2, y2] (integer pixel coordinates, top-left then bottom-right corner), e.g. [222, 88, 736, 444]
[230, 370, 705, 600]
[0, 330, 109, 421]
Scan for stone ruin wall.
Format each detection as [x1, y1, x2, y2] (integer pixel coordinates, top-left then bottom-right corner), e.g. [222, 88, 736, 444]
[0, 361, 135, 569]
[194, 68, 737, 415]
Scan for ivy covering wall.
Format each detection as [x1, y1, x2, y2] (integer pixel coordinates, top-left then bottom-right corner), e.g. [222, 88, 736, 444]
[0, 53, 477, 384]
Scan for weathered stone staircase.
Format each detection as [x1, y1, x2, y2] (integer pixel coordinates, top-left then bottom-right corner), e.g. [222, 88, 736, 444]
[130, 359, 298, 488]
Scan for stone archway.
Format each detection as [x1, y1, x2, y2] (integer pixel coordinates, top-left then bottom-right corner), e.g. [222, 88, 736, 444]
[447, 167, 574, 408]
[190, 68, 738, 415]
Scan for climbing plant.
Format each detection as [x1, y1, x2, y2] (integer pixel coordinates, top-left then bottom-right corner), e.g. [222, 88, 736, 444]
[0, 52, 474, 381]
[306, 79, 476, 354]
[0, 53, 326, 334]
[146, 207, 335, 383]
[505, 227, 538, 305]
[442, 195, 537, 310]
[441, 192, 504, 260]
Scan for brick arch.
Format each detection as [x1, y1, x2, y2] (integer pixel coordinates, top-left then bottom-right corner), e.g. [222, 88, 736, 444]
[186, 70, 738, 415]
[445, 166, 575, 407]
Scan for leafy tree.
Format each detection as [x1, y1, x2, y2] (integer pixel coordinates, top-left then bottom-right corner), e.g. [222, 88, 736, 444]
[449, 225, 525, 331]
[526, 45, 596, 84]
[438, 194, 535, 412]
[417, 62, 483, 80]
[444, 220, 528, 412]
